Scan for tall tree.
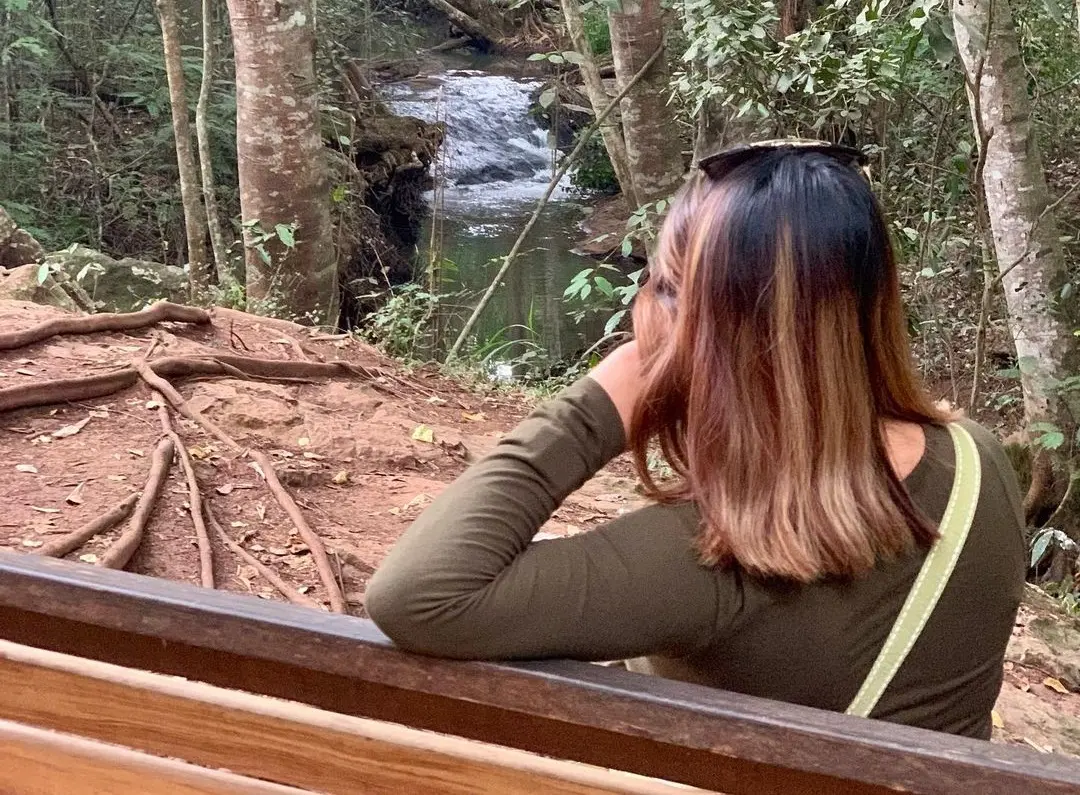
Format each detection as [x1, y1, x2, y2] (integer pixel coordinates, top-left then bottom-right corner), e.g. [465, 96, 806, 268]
[608, 0, 685, 205]
[196, 0, 229, 280]
[156, 0, 210, 290]
[954, 0, 1080, 529]
[560, 0, 634, 198]
[225, 0, 337, 324]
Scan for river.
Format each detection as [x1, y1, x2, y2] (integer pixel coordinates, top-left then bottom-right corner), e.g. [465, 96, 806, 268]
[384, 65, 607, 369]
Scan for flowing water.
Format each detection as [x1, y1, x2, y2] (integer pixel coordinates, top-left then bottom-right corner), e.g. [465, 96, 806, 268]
[384, 69, 606, 367]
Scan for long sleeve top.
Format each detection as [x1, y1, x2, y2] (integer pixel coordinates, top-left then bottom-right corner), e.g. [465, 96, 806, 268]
[366, 377, 1026, 739]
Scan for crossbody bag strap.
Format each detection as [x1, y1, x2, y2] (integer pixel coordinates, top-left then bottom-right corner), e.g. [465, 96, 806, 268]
[846, 422, 982, 718]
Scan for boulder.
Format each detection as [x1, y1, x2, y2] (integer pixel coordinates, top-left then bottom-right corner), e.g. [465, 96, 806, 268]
[0, 264, 81, 312]
[44, 244, 188, 312]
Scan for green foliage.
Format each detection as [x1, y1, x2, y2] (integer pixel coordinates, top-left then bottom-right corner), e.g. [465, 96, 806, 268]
[569, 130, 619, 192]
[361, 282, 443, 360]
[582, 7, 611, 55]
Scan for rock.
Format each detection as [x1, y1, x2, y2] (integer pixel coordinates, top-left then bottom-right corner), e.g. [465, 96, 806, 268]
[0, 207, 46, 269]
[0, 264, 81, 312]
[455, 160, 534, 186]
[44, 244, 188, 312]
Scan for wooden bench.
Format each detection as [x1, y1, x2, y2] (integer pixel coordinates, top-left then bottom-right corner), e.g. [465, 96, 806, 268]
[0, 552, 1076, 794]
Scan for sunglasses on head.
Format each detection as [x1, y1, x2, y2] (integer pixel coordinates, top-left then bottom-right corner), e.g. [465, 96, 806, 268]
[697, 138, 871, 182]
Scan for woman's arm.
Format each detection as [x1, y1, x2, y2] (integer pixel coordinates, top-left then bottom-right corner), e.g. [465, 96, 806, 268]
[365, 374, 724, 661]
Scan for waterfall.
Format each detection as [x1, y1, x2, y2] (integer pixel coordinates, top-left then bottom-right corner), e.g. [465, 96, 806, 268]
[383, 70, 569, 207]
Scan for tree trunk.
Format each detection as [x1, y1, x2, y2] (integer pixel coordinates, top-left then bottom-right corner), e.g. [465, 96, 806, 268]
[561, 0, 634, 198]
[157, 0, 209, 291]
[954, 0, 1080, 530]
[225, 0, 337, 325]
[196, 0, 230, 282]
[608, 0, 684, 205]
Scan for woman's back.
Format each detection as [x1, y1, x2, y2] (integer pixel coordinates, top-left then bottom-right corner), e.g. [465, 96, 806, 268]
[366, 140, 1027, 738]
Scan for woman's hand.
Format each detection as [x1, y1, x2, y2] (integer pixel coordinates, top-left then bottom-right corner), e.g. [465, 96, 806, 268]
[587, 341, 642, 438]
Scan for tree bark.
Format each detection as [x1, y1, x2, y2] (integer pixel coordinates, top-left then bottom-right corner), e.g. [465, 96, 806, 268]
[954, 0, 1080, 530]
[157, 0, 210, 291]
[196, 0, 230, 282]
[560, 0, 634, 198]
[608, 0, 685, 205]
[225, 0, 337, 325]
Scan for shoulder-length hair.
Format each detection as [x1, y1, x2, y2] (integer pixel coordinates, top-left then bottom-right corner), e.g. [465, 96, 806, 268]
[630, 149, 947, 582]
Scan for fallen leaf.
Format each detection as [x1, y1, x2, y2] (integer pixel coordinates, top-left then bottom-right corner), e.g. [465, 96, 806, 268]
[189, 446, 210, 460]
[248, 543, 266, 552]
[332, 470, 349, 485]
[146, 400, 162, 410]
[1044, 677, 1070, 694]
[289, 544, 310, 555]
[462, 411, 486, 422]
[427, 396, 448, 406]
[255, 503, 267, 522]
[30, 506, 60, 514]
[15, 464, 38, 474]
[79, 553, 98, 564]
[302, 452, 325, 460]
[13, 358, 33, 365]
[298, 436, 311, 447]
[216, 484, 236, 495]
[21, 539, 43, 548]
[991, 710, 1004, 729]
[65, 482, 85, 505]
[107, 475, 127, 482]
[128, 449, 145, 457]
[1020, 683, 1031, 693]
[389, 507, 401, 516]
[268, 547, 289, 556]
[411, 424, 435, 443]
[297, 585, 312, 594]
[230, 521, 248, 528]
[89, 410, 110, 419]
[52, 417, 91, 438]
[15, 368, 36, 376]
[249, 461, 266, 479]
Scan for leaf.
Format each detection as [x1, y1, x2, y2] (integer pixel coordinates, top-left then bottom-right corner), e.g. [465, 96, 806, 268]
[275, 224, 296, 248]
[15, 464, 37, 474]
[924, 18, 956, 65]
[991, 710, 1004, 729]
[621, 238, 633, 257]
[562, 50, 585, 65]
[1044, 677, 1069, 694]
[52, 417, 91, 438]
[1042, 0, 1064, 23]
[216, 484, 235, 495]
[462, 411, 486, 422]
[547, 53, 565, 64]
[15, 368, 35, 376]
[594, 275, 614, 297]
[526, 52, 548, 61]
[538, 88, 557, 109]
[31, 506, 60, 514]
[79, 553, 98, 564]
[21, 539, 43, 548]
[332, 470, 349, 485]
[1031, 531, 1053, 568]
[337, 135, 351, 147]
[411, 424, 435, 444]
[65, 482, 85, 505]
[36, 262, 51, 285]
[604, 310, 628, 336]
[297, 436, 311, 447]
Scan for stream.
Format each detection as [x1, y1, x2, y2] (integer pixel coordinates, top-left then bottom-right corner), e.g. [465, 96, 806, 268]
[384, 67, 606, 368]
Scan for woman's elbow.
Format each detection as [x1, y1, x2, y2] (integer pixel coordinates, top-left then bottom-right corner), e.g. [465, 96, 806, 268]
[365, 570, 428, 650]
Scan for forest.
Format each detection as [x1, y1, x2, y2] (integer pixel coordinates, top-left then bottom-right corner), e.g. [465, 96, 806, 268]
[0, 0, 1079, 735]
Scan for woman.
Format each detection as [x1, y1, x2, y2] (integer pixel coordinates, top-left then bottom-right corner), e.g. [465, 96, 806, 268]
[367, 141, 1025, 739]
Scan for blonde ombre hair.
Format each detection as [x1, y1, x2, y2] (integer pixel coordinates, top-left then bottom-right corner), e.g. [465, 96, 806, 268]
[630, 148, 947, 582]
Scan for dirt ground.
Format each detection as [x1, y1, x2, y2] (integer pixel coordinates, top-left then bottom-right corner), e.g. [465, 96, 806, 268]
[0, 299, 1077, 757]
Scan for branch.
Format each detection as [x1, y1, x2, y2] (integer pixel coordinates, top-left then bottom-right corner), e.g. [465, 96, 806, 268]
[35, 494, 139, 559]
[249, 451, 347, 614]
[98, 436, 175, 570]
[0, 302, 211, 351]
[445, 45, 665, 363]
[153, 391, 214, 588]
[205, 503, 321, 609]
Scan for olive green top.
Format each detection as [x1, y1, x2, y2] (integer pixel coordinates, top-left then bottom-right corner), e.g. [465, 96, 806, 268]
[366, 378, 1026, 739]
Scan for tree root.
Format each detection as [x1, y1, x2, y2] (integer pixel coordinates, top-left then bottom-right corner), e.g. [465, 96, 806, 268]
[35, 494, 139, 559]
[0, 353, 383, 413]
[98, 436, 175, 570]
[136, 359, 240, 452]
[0, 301, 211, 352]
[205, 504, 321, 609]
[249, 451, 348, 614]
[152, 391, 214, 588]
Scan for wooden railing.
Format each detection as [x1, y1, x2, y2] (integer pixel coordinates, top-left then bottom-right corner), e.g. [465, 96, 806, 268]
[0, 551, 1076, 794]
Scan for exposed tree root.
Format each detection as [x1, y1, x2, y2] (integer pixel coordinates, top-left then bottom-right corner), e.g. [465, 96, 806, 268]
[136, 359, 241, 452]
[205, 504, 321, 609]
[249, 451, 348, 614]
[0, 301, 211, 352]
[35, 494, 139, 559]
[0, 354, 384, 413]
[98, 436, 175, 570]
[152, 391, 214, 588]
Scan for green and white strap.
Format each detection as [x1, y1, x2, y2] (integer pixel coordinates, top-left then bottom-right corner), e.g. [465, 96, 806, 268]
[846, 423, 982, 719]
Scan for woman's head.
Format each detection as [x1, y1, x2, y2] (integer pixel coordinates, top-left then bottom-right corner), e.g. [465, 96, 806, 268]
[631, 143, 945, 582]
